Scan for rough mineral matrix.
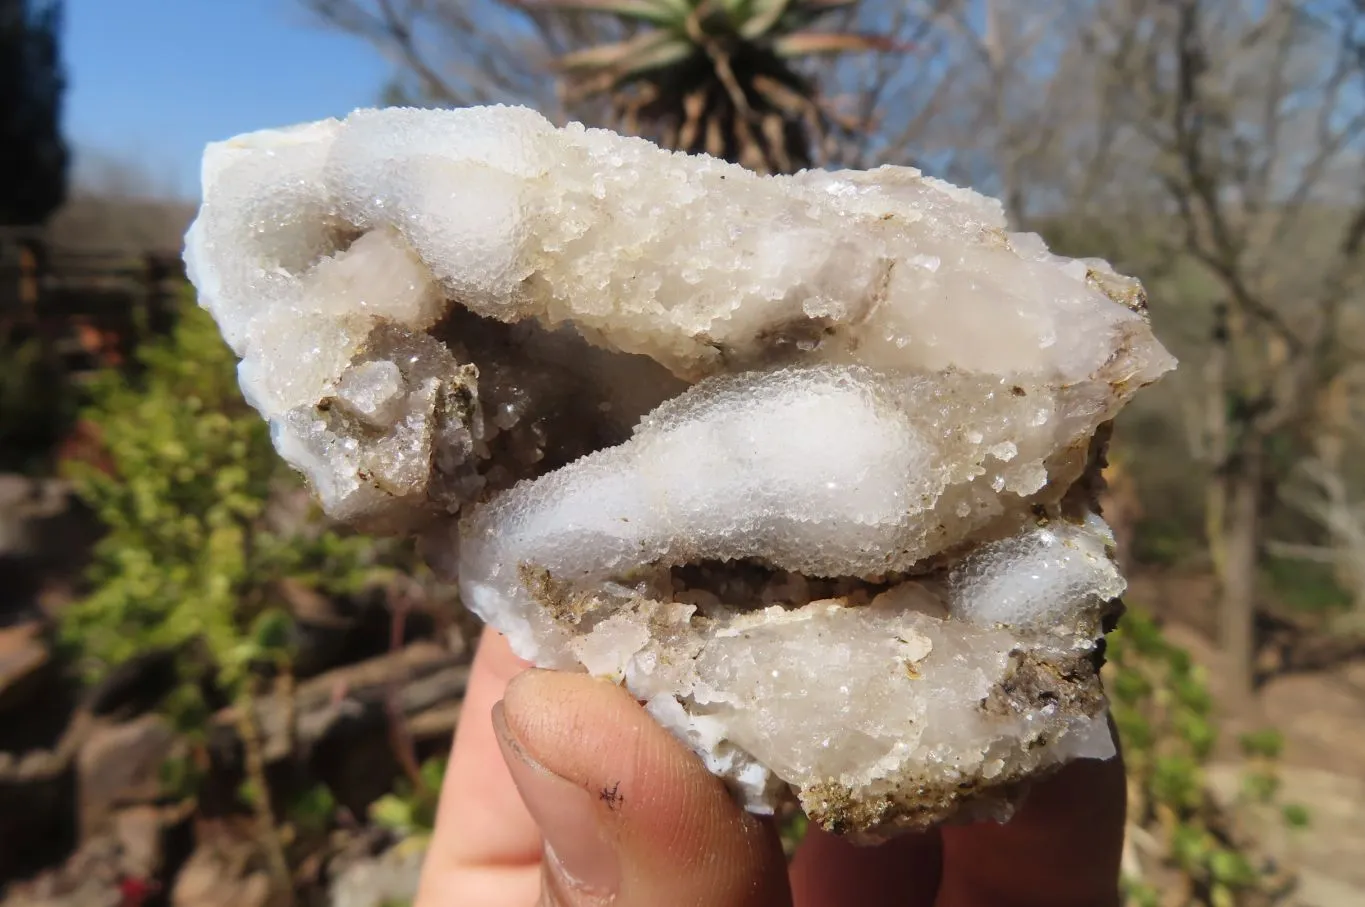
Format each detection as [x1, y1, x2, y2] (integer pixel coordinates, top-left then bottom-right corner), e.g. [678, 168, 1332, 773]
[185, 105, 1176, 841]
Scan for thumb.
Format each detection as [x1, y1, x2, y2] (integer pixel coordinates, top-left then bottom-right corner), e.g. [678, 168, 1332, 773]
[493, 669, 792, 907]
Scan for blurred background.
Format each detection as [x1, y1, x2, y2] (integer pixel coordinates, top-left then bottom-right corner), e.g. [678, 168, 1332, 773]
[1, 1, 1362, 905]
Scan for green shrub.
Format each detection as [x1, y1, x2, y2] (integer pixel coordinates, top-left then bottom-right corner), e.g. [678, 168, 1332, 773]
[58, 297, 390, 726]
[370, 757, 447, 842]
[1280, 803, 1311, 829]
[1131, 517, 1201, 567]
[1109, 609, 1291, 906]
[1238, 729, 1285, 761]
[288, 783, 339, 838]
[1260, 556, 1351, 614]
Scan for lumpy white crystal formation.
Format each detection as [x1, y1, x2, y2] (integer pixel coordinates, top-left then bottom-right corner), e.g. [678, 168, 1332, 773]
[185, 105, 1176, 840]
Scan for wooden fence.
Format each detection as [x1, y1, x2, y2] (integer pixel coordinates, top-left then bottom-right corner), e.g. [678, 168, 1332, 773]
[1, 229, 185, 376]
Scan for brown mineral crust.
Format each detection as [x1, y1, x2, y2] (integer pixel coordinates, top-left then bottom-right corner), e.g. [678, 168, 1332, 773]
[799, 643, 1107, 839]
[1061, 419, 1116, 519]
[800, 766, 1043, 840]
[981, 649, 1107, 721]
[1085, 267, 1150, 315]
[517, 564, 598, 626]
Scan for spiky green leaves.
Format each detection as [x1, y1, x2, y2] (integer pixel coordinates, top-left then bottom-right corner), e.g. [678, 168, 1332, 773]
[515, 0, 896, 173]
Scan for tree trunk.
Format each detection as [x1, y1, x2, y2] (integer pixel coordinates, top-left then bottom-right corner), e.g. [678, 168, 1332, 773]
[1218, 440, 1262, 701]
[1203, 304, 1230, 583]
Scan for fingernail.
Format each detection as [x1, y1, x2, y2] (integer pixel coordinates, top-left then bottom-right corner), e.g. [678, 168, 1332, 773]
[493, 701, 621, 896]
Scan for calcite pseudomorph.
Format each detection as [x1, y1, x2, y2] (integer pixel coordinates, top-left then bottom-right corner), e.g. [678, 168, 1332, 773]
[185, 105, 1176, 840]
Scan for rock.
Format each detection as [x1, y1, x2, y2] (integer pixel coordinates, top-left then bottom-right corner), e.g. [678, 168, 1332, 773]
[328, 844, 425, 907]
[0, 475, 71, 558]
[0, 620, 51, 714]
[195, 644, 467, 814]
[3, 801, 194, 906]
[209, 642, 467, 763]
[185, 107, 1172, 535]
[1, 872, 122, 907]
[0, 475, 97, 624]
[111, 806, 165, 882]
[0, 804, 182, 907]
[83, 648, 180, 720]
[170, 838, 272, 907]
[76, 716, 177, 839]
[184, 106, 1175, 839]
[0, 711, 81, 882]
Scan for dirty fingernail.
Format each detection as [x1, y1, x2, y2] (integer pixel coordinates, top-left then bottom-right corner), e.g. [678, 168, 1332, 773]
[492, 701, 621, 896]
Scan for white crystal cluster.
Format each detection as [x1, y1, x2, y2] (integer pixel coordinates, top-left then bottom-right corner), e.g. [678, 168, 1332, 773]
[185, 105, 1175, 838]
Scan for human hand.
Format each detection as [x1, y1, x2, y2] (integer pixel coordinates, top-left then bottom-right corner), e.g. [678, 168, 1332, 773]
[415, 626, 1127, 907]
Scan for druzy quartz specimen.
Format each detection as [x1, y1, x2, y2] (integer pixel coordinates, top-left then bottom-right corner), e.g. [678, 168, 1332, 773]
[185, 105, 1176, 840]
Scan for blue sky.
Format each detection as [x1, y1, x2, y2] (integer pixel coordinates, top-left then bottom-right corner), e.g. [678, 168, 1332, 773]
[63, 0, 390, 198]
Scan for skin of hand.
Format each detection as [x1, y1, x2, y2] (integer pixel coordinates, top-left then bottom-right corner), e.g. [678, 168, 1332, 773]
[415, 626, 1128, 907]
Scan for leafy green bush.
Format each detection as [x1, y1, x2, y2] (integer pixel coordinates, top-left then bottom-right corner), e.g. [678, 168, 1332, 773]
[1131, 517, 1202, 568]
[287, 782, 340, 839]
[1260, 556, 1351, 615]
[1279, 803, 1311, 830]
[1109, 610, 1293, 906]
[58, 297, 390, 725]
[370, 757, 447, 843]
[1238, 729, 1285, 761]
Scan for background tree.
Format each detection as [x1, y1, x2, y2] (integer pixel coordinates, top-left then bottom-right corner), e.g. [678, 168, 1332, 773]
[1072, 0, 1365, 698]
[0, 0, 67, 226]
[46, 149, 196, 253]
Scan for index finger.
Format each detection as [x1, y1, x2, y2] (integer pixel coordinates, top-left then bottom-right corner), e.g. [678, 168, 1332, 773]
[415, 626, 542, 907]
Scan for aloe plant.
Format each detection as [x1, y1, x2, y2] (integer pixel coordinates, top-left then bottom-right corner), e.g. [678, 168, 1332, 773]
[517, 0, 896, 173]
